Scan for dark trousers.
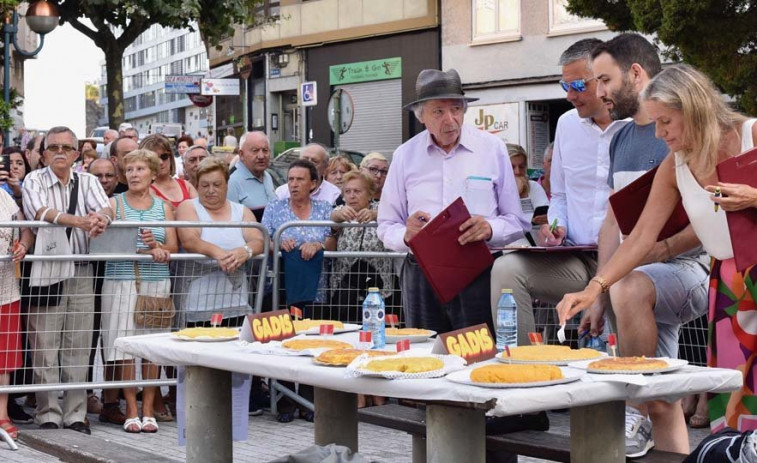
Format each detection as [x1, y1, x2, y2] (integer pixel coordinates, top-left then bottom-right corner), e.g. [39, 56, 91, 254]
[401, 254, 496, 334]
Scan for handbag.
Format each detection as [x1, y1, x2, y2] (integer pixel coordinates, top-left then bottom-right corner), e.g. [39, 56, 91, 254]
[117, 194, 175, 329]
[133, 265, 175, 329]
[28, 173, 79, 306]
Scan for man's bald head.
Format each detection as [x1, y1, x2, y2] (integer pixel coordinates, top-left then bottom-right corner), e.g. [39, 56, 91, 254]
[300, 144, 329, 180]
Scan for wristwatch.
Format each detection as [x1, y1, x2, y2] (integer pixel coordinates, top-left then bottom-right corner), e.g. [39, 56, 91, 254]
[244, 244, 253, 259]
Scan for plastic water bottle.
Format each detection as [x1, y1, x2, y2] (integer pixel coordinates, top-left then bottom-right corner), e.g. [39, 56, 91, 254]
[496, 289, 518, 351]
[362, 287, 386, 349]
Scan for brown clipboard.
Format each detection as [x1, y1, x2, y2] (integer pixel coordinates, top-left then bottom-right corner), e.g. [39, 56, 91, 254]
[609, 166, 690, 241]
[407, 197, 494, 304]
[716, 147, 757, 271]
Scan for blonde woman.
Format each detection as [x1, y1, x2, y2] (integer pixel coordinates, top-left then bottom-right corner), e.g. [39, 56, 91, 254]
[507, 143, 549, 225]
[325, 155, 356, 189]
[557, 64, 757, 432]
[359, 152, 390, 201]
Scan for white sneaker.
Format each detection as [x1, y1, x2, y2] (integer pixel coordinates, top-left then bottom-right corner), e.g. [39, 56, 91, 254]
[625, 406, 654, 458]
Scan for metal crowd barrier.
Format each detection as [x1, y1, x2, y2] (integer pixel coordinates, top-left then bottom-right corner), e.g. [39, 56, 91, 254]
[270, 220, 406, 323]
[0, 219, 710, 401]
[0, 221, 269, 394]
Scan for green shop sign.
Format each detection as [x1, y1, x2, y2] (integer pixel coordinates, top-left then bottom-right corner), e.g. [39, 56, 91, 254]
[329, 57, 402, 85]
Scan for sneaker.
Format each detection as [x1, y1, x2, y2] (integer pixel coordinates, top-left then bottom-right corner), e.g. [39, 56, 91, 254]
[625, 406, 654, 458]
[8, 399, 33, 424]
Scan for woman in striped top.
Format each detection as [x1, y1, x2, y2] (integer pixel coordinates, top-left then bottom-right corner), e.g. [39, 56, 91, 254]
[101, 149, 178, 434]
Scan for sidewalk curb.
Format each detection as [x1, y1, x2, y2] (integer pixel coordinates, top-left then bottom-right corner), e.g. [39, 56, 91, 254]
[19, 429, 177, 463]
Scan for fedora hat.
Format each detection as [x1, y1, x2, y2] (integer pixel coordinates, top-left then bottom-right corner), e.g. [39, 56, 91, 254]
[404, 68, 478, 111]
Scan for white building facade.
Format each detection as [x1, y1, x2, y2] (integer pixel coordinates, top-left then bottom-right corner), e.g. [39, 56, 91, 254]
[99, 23, 210, 138]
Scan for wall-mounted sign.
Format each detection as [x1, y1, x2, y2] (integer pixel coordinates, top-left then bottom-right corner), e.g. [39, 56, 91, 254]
[465, 103, 520, 146]
[329, 57, 402, 85]
[301, 81, 317, 107]
[165, 75, 201, 94]
[201, 78, 241, 96]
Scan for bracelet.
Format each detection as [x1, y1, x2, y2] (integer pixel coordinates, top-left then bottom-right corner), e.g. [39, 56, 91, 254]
[99, 213, 113, 225]
[244, 244, 253, 259]
[590, 276, 610, 293]
[53, 212, 62, 224]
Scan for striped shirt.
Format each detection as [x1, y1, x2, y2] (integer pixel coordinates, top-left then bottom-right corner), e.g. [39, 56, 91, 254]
[105, 193, 170, 281]
[22, 167, 110, 254]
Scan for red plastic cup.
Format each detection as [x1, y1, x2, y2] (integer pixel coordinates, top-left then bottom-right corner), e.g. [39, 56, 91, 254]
[319, 324, 334, 336]
[359, 331, 372, 343]
[210, 313, 223, 327]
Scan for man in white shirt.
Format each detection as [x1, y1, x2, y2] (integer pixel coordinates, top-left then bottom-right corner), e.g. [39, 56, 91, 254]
[275, 144, 340, 205]
[490, 39, 628, 346]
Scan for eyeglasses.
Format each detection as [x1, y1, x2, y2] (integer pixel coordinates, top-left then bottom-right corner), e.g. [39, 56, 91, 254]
[559, 77, 596, 93]
[158, 153, 171, 161]
[47, 144, 76, 153]
[365, 167, 389, 177]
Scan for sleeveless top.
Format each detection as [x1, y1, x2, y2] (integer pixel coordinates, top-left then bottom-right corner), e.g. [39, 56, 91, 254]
[192, 198, 246, 250]
[105, 193, 170, 280]
[675, 119, 756, 260]
[150, 178, 191, 209]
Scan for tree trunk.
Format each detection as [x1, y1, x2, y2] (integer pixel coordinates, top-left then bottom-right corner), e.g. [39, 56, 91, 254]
[104, 44, 125, 129]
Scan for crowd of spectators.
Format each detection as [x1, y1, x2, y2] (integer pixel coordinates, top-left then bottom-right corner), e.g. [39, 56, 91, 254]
[0, 121, 403, 436]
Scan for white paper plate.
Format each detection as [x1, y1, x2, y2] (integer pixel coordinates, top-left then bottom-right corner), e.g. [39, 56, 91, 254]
[495, 351, 607, 366]
[349, 353, 466, 380]
[385, 330, 437, 344]
[301, 323, 361, 335]
[568, 357, 688, 374]
[172, 334, 239, 342]
[281, 337, 355, 356]
[445, 366, 583, 388]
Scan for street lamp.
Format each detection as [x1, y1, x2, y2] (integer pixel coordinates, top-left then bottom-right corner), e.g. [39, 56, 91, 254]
[3, 0, 59, 146]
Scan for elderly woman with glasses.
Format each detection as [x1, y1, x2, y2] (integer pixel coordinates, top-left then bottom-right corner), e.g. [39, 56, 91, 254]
[141, 134, 197, 210]
[359, 152, 390, 201]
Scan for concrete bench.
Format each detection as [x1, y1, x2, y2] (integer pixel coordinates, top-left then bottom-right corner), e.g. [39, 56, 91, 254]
[358, 403, 687, 462]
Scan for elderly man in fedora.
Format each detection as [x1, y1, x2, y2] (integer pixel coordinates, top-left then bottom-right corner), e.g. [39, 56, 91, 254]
[377, 68, 529, 334]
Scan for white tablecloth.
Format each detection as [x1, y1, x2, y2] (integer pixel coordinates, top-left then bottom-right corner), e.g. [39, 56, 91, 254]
[115, 331, 742, 417]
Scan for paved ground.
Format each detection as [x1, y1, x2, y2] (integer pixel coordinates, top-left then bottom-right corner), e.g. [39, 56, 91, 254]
[1, 398, 711, 463]
[3, 399, 414, 463]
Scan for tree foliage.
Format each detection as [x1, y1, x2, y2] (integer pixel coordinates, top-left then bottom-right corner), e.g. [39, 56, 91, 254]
[566, 0, 757, 114]
[53, 0, 266, 128]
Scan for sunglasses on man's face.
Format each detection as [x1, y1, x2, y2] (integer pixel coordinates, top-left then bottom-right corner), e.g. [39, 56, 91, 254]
[559, 77, 596, 93]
